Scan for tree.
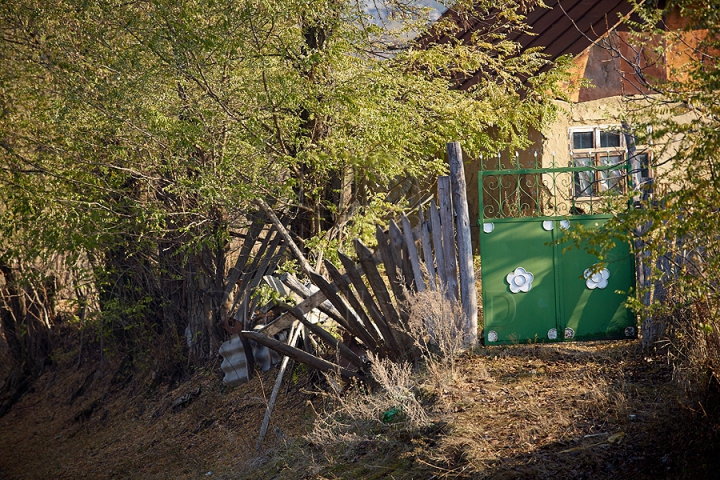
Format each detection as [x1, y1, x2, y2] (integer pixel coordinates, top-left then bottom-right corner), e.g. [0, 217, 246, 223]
[581, 0, 720, 403]
[0, 0, 565, 379]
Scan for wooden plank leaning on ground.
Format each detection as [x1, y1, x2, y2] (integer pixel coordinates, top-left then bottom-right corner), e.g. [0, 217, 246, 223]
[242, 330, 359, 379]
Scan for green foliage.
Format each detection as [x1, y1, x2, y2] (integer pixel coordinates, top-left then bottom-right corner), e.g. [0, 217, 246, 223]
[594, 1, 720, 314]
[0, 0, 564, 362]
[251, 283, 294, 309]
[0, 0, 562, 257]
[571, 0, 720, 404]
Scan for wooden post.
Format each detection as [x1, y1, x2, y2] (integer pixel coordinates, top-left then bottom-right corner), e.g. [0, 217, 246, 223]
[623, 124, 659, 348]
[256, 324, 302, 451]
[438, 176, 459, 301]
[448, 141, 478, 347]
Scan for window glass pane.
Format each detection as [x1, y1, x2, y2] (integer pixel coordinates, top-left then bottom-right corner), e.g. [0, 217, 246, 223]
[574, 157, 593, 196]
[638, 153, 649, 178]
[600, 155, 624, 193]
[600, 131, 621, 148]
[573, 131, 594, 149]
[600, 154, 623, 166]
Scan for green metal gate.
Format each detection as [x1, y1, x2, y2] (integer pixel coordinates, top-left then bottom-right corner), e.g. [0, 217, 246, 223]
[478, 156, 637, 344]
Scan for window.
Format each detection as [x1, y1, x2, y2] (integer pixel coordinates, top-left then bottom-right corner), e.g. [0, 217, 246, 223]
[569, 126, 627, 197]
[629, 151, 651, 184]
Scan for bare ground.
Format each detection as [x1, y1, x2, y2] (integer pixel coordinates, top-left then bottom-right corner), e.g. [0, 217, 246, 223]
[1, 340, 719, 479]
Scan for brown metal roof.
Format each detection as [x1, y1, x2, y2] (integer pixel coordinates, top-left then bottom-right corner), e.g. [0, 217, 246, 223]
[435, 1, 637, 90]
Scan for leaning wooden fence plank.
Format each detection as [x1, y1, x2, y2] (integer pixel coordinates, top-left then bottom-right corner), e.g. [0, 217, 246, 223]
[429, 199, 447, 291]
[337, 252, 398, 354]
[245, 233, 285, 314]
[282, 304, 366, 370]
[389, 220, 413, 291]
[242, 331, 358, 379]
[308, 271, 376, 346]
[401, 214, 426, 293]
[259, 289, 329, 336]
[375, 226, 407, 310]
[438, 176, 459, 301]
[324, 259, 382, 350]
[256, 323, 302, 451]
[448, 141, 478, 346]
[229, 227, 277, 316]
[418, 207, 437, 291]
[280, 273, 345, 325]
[354, 239, 410, 347]
[221, 219, 265, 307]
[254, 198, 315, 277]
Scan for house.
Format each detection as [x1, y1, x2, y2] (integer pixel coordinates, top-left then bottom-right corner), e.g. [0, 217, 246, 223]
[436, 0, 700, 248]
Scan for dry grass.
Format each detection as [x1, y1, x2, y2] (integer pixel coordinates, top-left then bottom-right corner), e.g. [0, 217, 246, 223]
[407, 289, 470, 389]
[305, 353, 428, 462]
[245, 338, 708, 480]
[304, 290, 468, 461]
[2, 297, 720, 479]
[661, 300, 720, 411]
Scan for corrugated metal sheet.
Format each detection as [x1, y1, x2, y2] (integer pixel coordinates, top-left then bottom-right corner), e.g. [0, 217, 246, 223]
[219, 335, 253, 386]
[219, 331, 285, 386]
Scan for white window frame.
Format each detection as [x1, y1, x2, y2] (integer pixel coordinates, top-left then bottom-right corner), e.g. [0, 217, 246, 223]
[568, 125, 627, 198]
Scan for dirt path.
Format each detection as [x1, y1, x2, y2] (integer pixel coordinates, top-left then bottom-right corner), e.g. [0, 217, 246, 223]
[0, 341, 716, 479]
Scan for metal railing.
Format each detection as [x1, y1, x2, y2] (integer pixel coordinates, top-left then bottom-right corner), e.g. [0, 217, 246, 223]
[478, 154, 630, 220]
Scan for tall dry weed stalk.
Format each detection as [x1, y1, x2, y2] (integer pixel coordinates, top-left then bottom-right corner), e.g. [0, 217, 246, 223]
[305, 352, 427, 459]
[663, 298, 720, 409]
[406, 289, 467, 388]
[304, 290, 471, 460]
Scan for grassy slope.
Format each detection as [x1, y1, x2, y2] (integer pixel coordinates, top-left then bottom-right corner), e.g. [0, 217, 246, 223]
[0, 340, 718, 479]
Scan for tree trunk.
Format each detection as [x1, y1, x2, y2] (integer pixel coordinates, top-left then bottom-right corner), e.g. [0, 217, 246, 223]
[184, 240, 226, 366]
[0, 262, 53, 417]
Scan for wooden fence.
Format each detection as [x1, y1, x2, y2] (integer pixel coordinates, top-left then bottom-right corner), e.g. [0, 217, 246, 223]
[216, 142, 479, 447]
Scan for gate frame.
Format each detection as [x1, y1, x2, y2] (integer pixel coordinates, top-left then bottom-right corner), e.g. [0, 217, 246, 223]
[477, 156, 637, 344]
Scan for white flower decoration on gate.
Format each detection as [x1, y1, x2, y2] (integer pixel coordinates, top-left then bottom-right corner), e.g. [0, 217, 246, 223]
[506, 267, 534, 293]
[584, 267, 610, 289]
